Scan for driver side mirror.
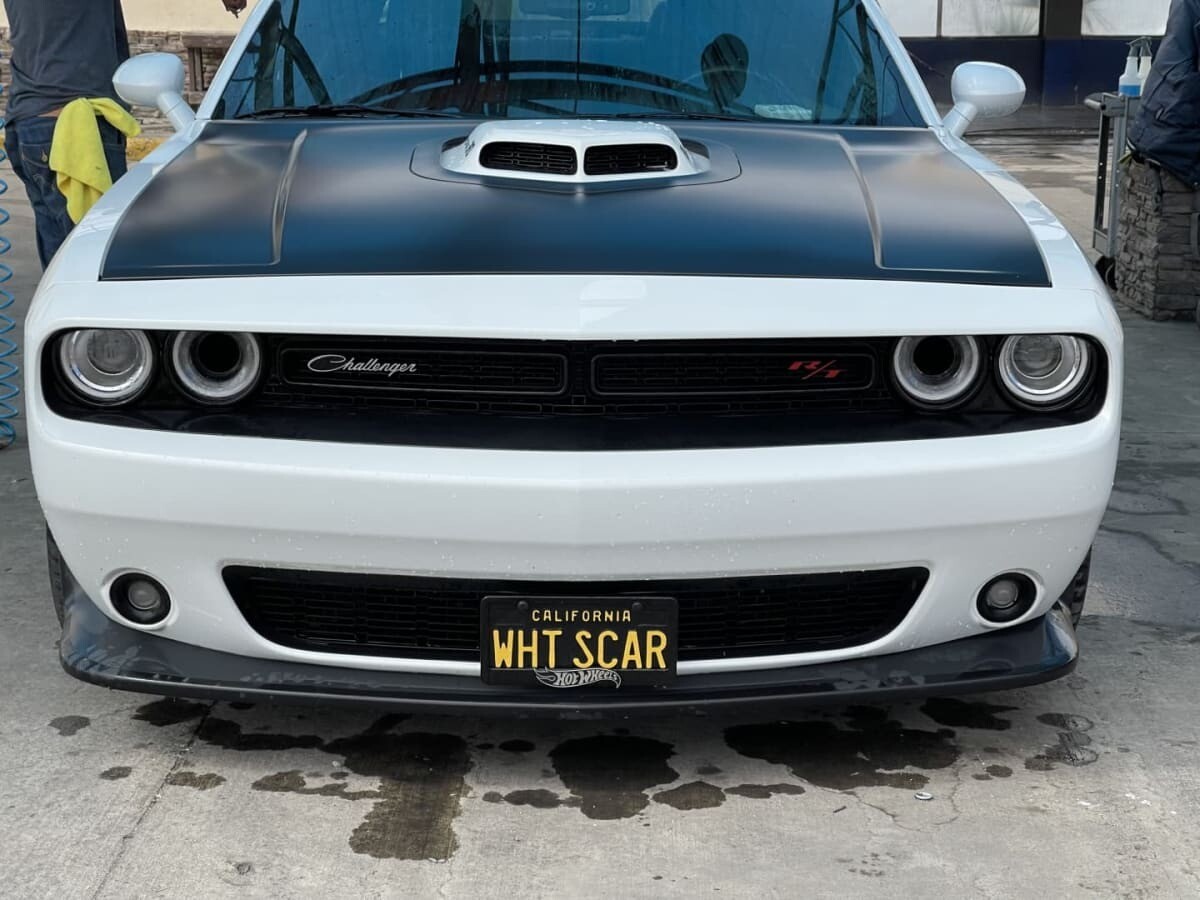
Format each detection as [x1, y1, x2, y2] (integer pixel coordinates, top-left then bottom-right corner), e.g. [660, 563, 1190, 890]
[943, 62, 1026, 139]
[113, 53, 196, 134]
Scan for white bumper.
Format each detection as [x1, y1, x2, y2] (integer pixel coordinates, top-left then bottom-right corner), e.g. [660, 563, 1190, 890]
[31, 411, 1117, 676]
[25, 274, 1123, 678]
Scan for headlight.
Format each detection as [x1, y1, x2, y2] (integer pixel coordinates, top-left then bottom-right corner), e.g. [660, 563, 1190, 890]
[170, 332, 262, 404]
[998, 335, 1090, 406]
[892, 335, 982, 407]
[58, 329, 154, 405]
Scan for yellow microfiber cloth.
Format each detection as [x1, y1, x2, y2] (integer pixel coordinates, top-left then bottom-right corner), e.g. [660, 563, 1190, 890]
[50, 98, 141, 223]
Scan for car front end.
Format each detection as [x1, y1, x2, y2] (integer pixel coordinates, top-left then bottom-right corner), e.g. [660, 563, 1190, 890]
[26, 0, 1121, 712]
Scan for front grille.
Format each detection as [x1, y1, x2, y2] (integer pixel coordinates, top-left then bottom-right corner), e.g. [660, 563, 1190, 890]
[584, 144, 679, 175]
[225, 567, 929, 663]
[479, 141, 577, 175]
[262, 336, 896, 417]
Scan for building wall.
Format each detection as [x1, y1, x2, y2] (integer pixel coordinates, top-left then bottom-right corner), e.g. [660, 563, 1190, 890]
[0, 0, 259, 32]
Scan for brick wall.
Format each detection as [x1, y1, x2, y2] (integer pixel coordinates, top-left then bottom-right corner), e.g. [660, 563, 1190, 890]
[1, 28, 232, 135]
[1116, 160, 1200, 322]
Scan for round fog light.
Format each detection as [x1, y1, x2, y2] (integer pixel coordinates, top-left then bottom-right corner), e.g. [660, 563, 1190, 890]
[977, 573, 1036, 623]
[112, 574, 171, 625]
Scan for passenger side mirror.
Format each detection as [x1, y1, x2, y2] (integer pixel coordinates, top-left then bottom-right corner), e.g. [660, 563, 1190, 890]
[113, 53, 196, 134]
[943, 62, 1026, 139]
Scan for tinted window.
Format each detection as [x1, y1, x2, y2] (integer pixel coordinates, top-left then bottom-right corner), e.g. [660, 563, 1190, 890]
[216, 0, 923, 127]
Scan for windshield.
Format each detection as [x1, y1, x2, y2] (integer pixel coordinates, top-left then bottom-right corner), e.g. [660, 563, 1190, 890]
[215, 0, 924, 127]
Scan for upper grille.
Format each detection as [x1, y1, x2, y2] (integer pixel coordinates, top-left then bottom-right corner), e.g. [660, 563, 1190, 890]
[479, 142, 577, 175]
[584, 144, 679, 175]
[225, 566, 929, 663]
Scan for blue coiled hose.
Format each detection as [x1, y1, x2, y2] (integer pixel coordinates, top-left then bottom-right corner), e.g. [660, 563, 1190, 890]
[0, 81, 18, 450]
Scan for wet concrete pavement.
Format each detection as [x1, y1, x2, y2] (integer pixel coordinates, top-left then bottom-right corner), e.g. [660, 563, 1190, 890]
[2, 134, 1199, 898]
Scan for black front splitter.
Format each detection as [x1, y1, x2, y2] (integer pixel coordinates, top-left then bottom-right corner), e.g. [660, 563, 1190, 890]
[60, 573, 1078, 716]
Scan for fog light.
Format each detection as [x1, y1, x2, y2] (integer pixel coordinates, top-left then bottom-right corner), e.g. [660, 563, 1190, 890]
[976, 573, 1036, 623]
[112, 574, 171, 625]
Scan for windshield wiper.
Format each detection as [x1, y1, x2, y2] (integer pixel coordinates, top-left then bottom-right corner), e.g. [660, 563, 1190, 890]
[237, 104, 464, 120]
[604, 111, 752, 122]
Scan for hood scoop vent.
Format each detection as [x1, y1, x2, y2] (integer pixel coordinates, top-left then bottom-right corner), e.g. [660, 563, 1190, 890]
[443, 120, 706, 184]
[479, 141, 578, 176]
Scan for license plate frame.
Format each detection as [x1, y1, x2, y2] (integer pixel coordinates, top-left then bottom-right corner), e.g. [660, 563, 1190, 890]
[480, 595, 678, 688]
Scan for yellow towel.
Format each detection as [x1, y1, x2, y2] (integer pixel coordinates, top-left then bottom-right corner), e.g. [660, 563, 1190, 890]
[50, 98, 141, 224]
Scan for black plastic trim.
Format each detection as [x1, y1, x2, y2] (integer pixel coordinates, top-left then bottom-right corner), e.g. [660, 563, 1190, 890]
[58, 557, 1079, 715]
[43, 333, 1110, 451]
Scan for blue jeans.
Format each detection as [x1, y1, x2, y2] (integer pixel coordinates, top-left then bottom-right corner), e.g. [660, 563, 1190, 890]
[4, 115, 128, 269]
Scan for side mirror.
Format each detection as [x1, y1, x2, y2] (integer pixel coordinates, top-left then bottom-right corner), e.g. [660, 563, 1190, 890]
[943, 62, 1026, 139]
[113, 53, 196, 134]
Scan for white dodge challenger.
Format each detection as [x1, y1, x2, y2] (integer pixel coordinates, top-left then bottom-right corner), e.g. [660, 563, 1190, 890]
[27, 0, 1122, 711]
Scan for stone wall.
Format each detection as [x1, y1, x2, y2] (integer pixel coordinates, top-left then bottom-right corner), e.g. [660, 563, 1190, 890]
[1, 28, 232, 135]
[1116, 159, 1200, 322]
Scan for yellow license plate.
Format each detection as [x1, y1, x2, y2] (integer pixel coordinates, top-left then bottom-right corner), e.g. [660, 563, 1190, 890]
[481, 595, 678, 688]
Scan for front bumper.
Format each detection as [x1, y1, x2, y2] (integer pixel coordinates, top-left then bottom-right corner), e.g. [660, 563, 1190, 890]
[60, 568, 1079, 714]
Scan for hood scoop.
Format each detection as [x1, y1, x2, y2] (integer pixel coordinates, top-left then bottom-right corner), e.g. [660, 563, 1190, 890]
[441, 120, 708, 183]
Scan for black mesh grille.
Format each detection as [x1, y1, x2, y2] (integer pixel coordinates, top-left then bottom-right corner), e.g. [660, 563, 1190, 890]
[225, 567, 929, 662]
[584, 144, 679, 175]
[479, 141, 577, 175]
[261, 337, 895, 417]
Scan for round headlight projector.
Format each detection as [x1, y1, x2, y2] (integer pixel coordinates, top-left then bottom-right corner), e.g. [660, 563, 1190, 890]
[170, 331, 262, 404]
[892, 335, 982, 407]
[998, 335, 1090, 406]
[58, 329, 154, 405]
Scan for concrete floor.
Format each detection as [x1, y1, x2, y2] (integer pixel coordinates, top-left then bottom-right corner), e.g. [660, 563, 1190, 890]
[1, 134, 1198, 900]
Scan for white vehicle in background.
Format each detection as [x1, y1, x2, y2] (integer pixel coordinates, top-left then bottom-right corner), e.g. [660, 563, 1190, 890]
[28, 0, 1120, 712]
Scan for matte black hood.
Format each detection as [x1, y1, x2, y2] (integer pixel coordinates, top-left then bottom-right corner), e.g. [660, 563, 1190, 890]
[101, 120, 1049, 287]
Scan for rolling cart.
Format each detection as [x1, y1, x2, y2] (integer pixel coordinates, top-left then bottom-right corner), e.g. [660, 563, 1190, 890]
[1085, 92, 1139, 289]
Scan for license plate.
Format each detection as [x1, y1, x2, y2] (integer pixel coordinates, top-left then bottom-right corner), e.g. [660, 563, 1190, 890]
[481, 595, 678, 688]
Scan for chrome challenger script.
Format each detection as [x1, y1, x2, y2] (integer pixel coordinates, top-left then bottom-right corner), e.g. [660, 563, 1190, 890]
[534, 668, 623, 689]
[306, 354, 418, 377]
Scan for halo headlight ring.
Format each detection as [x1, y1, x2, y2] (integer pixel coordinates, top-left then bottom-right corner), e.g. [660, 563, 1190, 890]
[997, 335, 1092, 409]
[891, 335, 984, 409]
[169, 331, 263, 405]
[57, 329, 155, 406]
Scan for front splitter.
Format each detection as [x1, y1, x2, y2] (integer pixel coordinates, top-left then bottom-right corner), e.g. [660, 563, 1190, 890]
[59, 568, 1078, 716]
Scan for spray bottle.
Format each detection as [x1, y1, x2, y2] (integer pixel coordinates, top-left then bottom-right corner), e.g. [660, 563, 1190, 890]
[1136, 37, 1154, 91]
[1119, 42, 1142, 96]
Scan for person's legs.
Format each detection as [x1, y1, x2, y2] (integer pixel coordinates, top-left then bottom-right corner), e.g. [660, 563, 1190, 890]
[6, 116, 74, 269]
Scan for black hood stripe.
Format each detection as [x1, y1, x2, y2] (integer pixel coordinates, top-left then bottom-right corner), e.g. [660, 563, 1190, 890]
[101, 121, 1049, 287]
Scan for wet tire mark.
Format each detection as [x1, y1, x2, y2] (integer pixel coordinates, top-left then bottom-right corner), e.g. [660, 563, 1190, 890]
[725, 783, 806, 799]
[1026, 713, 1099, 770]
[725, 713, 959, 791]
[482, 789, 577, 809]
[212, 716, 470, 861]
[133, 699, 209, 727]
[165, 771, 227, 790]
[48, 715, 90, 736]
[921, 698, 1016, 731]
[653, 781, 726, 810]
[499, 739, 535, 753]
[549, 735, 678, 820]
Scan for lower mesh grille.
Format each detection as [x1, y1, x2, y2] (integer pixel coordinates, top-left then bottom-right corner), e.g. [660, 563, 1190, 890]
[224, 567, 929, 663]
[479, 141, 577, 175]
